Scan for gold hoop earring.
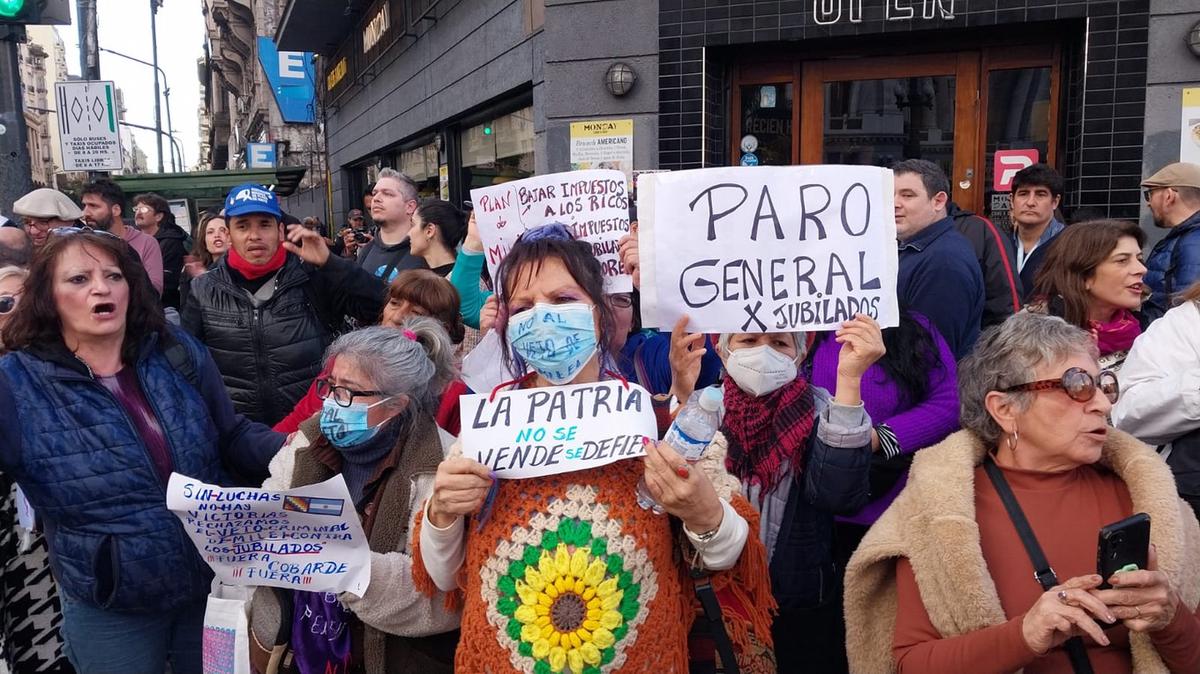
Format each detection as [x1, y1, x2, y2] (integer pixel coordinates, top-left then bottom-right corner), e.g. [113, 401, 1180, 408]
[1007, 427, 1020, 453]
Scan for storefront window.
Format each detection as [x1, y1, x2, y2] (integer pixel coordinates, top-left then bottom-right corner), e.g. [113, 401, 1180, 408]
[739, 84, 792, 165]
[397, 142, 440, 197]
[460, 106, 535, 191]
[823, 76, 955, 177]
[983, 67, 1051, 233]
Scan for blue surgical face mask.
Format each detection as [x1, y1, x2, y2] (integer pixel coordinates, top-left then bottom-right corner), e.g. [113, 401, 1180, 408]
[319, 397, 393, 448]
[507, 302, 598, 385]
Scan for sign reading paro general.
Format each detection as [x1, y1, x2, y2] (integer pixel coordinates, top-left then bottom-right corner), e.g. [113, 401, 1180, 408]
[638, 165, 898, 333]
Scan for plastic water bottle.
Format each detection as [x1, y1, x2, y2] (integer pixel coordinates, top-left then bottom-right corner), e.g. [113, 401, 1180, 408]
[636, 386, 725, 514]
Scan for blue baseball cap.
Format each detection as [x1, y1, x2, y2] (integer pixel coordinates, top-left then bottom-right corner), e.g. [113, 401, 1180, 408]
[224, 183, 282, 218]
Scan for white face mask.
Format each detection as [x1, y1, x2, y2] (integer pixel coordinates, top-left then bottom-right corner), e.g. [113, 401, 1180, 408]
[724, 344, 799, 397]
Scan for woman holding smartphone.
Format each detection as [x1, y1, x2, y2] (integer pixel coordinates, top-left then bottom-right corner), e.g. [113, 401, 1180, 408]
[844, 312, 1200, 674]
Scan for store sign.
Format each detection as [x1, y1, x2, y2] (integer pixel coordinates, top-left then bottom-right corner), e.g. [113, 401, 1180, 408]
[812, 0, 955, 25]
[246, 142, 277, 169]
[1182, 88, 1200, 165]
[362, 1, 391, 53]
[257, 37, 316, 124]
[326, 56, 348, 92]
[570, 119, 634, 189]
[993, 149, 1039, 192]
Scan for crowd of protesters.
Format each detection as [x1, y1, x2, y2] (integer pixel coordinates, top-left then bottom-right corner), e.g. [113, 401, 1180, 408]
[0, 158, 1197, 674]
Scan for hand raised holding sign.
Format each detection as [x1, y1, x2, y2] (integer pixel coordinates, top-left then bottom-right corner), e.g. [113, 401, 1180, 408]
[668, 315, 707, 404]
[619, 221, 640, 289]
[833, 314, 886, 407]
[641, 438, 724, 534]
[428, 457, 494, 528]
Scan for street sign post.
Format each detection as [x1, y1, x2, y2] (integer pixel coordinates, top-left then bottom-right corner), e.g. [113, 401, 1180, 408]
[55, 79, 123, 172]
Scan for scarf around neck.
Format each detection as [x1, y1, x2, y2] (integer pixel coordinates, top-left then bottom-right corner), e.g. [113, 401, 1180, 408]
[722, 375, 816, 503]
[225, 244, 287, 280]
[1089, 309, 1140, 356]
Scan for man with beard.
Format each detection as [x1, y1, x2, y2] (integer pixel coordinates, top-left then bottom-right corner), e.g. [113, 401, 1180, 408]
[80, 179, 164, 295]
[1143, 162, 1200, 322]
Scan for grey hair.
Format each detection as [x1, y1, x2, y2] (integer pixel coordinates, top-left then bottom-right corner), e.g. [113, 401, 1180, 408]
[323, 317, 459, 413]
[376, 168, 419, 202]
[717, 331, 808, 362]
[958, 311, 1098, 445]
[0, 266, 28, 286]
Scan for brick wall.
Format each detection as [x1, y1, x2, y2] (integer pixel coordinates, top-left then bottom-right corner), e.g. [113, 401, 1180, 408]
[659, 0, 1150, 219]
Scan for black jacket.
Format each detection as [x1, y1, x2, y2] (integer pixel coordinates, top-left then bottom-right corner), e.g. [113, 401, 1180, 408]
[948, 203, 1023, 328]
[181, 253, 386, 425]
[155, 222, 190, 309]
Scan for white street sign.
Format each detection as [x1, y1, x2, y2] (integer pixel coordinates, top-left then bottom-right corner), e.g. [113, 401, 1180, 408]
[55, 80, 123, 172]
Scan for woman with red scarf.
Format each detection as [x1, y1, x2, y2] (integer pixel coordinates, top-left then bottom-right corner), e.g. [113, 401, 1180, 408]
[670, 316, 884, 674]
[1027, 219, 1148, 372]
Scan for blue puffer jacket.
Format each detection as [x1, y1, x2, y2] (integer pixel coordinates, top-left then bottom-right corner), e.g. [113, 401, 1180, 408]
[0, 327, 283, 613]
[1144, 209, 1200, 322]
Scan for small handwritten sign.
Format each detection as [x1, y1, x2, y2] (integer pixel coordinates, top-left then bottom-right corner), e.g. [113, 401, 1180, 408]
[167, 474, 371, 596]
[459, 380, 657, 479]
[638, 165, 899, 333]
[470, 169, 632, 292]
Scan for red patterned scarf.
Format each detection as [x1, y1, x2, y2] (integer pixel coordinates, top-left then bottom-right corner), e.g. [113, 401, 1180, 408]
[722, 375, 816, 502]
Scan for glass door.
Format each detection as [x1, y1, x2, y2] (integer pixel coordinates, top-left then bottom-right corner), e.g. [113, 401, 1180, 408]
[800, 53, 982, 210]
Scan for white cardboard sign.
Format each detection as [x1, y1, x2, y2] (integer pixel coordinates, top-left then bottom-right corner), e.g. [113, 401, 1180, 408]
[167, 474, 371, 597]
[470, 169, 632, 292]
[459, 380, 657, 479]
[639, 165, 899, 333]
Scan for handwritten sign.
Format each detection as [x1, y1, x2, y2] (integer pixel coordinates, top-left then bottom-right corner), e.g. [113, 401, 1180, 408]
[459, 380, 657, 479]
[167, 474, 371, 596]
[638, 165, 898, 333]
[470, 169, 632, 293]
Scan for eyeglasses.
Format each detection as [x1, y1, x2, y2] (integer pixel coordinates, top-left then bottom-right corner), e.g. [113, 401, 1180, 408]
[21, 217, 54, 231]
[0, 295, 18, 315]
[1144, 187, 1168, 203]
[1001, 367, 1120, 404]
[49, 226, 121, 240]
[315, 378, 383, 407]
[609, 293, 633, 309]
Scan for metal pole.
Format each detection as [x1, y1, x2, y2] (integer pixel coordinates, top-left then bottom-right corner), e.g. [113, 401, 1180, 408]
[98, 46, 178, 171]
[149, 0, 163, 173]
[76, 0, 100, 79]
[0, 26, 33, 212]
[164, 86, 176, 171]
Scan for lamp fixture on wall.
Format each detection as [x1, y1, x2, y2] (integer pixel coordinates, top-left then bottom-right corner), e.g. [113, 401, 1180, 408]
[604, 62, 637, 97]
[1188, 20, 1200, 58]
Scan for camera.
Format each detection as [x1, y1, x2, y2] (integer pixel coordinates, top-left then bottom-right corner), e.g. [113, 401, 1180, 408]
[353, 230, 369, 244]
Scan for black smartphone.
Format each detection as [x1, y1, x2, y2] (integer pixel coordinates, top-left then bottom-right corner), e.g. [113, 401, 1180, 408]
[1097, 512, 1150, 590]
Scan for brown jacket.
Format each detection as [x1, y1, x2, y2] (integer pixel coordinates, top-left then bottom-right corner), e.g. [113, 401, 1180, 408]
[844, 428, 1200, 674]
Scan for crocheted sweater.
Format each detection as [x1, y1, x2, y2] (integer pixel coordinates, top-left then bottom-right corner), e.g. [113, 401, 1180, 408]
[412, 454, 774, 674]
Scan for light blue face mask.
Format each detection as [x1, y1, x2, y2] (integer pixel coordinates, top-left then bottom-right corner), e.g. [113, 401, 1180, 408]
[506, 302, 598, 385]
[319, 397, 393, 448]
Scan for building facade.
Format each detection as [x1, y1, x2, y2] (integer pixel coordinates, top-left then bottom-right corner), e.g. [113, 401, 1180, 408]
[277, 0, 1199, 232]
[200, 0, 324, 198]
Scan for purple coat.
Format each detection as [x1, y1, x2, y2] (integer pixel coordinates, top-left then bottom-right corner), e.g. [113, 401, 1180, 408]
[807, 314, 960, 525]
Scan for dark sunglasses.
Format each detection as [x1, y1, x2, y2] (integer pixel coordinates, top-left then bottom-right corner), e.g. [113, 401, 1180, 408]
[0, 295, 18, 315]
[1002, 366, 1119, 404]
[49, 226, 121, 239]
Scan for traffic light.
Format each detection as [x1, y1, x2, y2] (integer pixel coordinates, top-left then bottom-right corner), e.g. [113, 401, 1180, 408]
[0, 0, 69, 25]
[0, 0, 37, 23]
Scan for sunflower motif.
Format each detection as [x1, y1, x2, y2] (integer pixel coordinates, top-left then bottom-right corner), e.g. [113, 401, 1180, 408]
[489, 511, 647, 674]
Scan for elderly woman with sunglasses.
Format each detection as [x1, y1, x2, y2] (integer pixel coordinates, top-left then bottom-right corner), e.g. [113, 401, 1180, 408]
[844, 312, 1200, 674]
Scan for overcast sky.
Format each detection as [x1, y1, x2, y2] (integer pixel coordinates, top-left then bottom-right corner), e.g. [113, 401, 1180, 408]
[60, 0, 206, 172]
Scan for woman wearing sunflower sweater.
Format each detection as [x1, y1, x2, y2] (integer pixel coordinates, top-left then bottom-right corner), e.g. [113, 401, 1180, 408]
[413, 225, 790, 673]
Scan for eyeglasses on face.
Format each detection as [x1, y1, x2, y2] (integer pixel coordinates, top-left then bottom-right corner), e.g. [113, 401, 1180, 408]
[315, 378, 383, 407]
[1001, 367, 1119, 404]
[21, 217, 55, 231]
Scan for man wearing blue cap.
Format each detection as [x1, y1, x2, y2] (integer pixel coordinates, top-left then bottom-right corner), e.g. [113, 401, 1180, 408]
[182, 183, 386, 425]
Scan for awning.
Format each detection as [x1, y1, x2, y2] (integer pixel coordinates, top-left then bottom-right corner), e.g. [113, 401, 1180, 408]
[111, 166, 308, 203]
[276, 0, 367, 55]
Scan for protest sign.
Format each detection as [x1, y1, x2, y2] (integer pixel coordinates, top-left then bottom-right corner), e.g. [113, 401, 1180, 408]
[167, 474, 371, 596]
[461, 330, 516, 396]
[459, 380, 657, 479]
[470, 169, 632, 292]
[638, 165, 898, 333]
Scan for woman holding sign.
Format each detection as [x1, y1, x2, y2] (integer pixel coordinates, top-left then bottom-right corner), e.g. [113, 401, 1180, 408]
[0, 231, 283, 674]
[414, 225, 777, 673]
[250, 319, 462, 674]
[667, 310, 885, 673]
